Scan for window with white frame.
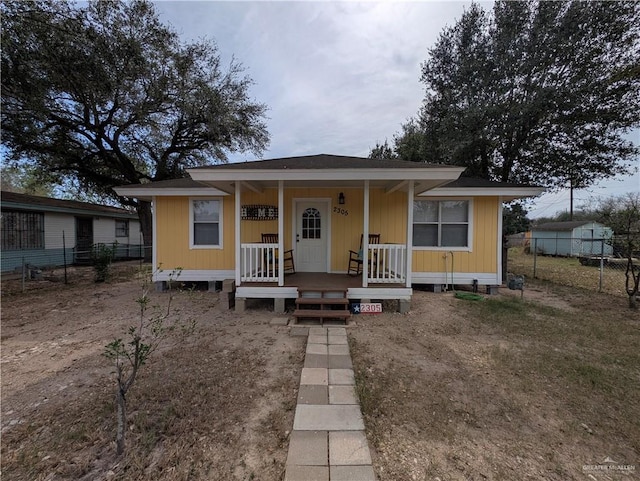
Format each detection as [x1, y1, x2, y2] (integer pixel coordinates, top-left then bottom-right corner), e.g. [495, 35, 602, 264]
[115, 220, 129, 237]
[413, 200, 470, 248]
[191, 199, 221, 247]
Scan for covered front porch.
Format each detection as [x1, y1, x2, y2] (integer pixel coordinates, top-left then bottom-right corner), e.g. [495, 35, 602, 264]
[233, 272, 412, 314]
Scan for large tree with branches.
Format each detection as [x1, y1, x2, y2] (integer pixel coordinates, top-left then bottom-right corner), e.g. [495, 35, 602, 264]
[1, 0, 269, 253]
[375, 1, 640, 192]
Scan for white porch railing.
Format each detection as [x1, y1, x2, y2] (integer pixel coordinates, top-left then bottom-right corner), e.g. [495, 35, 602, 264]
[367, 244, 407, 283]
[241, 243, 278, 282]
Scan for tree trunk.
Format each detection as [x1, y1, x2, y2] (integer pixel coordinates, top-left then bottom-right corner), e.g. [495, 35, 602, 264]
[116, 387, 127, 455]
[136, 200, 153, 263]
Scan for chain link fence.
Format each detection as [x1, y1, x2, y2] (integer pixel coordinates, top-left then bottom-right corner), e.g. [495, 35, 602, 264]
[507, 236, 636, 298]
[1, 242, 151, 293]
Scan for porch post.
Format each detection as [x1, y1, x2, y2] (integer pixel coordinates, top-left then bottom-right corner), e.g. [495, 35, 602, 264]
[497, 196, 504, 286]
[235, 182, 241, 286]
[406, 180, 414, 288]
[278, 180, 284, 287]
[363, 180, 370, 287]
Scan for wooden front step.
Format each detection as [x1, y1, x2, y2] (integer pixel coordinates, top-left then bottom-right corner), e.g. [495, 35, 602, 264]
[293, 288, 351, 325]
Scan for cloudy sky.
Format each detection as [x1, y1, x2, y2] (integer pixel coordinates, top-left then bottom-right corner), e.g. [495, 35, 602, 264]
[155, 1, 639, 218]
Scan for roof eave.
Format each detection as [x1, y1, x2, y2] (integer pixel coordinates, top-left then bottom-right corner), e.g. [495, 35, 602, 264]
[187, 166, 465, 182]
[113, 186, 230, 200]
[420, 186, 545, 201]
[1, 200, 137, 219]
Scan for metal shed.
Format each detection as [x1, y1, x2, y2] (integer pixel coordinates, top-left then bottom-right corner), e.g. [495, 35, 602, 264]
[531, 221, 613, 257]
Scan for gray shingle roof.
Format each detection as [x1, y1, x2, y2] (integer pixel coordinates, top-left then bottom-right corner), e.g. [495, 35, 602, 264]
[1, 191, 136, 217]
[189, 154, 447, 170]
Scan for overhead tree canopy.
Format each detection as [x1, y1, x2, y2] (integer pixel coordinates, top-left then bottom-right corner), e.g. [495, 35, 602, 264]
[1, 0, 270, 250]
[374, 1, 640, 190]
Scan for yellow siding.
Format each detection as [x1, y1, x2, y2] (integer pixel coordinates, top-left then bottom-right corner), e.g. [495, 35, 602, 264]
[155, 196, 235, 270]
[412, 197, 499, 273]
[155, 190, 499, 275]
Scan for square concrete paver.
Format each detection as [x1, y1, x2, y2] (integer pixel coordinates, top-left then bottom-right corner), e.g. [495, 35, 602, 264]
[308, 334, 327, 344]
[286, 431, 328, 466]
[284, 465, 329, 481]
[309, 327, 327, 336]
[329, 385, 358, 405]
[329, 369, 355, 385]
[330, 465, 376, 481]
[298, 385, 328, 405]
[270, 317, 289, 326]
[328, 334, 348, 345]
[327, 327, 347, 336]
[304, 354, 328, 368]
[306, 343, 328, 355]
[328, 344, 350, 356]
[290, 327, 310, 337]
[328, 355, 353, 369]
[329, 431, 372, 465]
[293, 405, 364, 431]
[301, 368, 328, 385]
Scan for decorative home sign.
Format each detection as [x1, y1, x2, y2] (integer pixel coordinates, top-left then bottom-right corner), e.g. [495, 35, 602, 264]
[241, 204, 278, 220]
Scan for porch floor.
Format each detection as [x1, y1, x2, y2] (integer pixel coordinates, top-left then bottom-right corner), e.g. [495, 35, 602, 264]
[245, 272, 405, 290]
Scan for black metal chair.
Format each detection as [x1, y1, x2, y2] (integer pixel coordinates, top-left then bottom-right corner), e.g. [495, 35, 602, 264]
[347, 234, 380, 276]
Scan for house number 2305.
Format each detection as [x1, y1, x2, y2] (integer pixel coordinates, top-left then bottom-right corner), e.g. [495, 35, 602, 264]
[333, 207, 349, 216]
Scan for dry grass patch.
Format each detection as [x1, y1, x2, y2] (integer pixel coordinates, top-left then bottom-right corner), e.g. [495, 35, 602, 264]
[1, 274, 303, 481]
[508, 247, 628, 297]
[350, 287, 639, 480]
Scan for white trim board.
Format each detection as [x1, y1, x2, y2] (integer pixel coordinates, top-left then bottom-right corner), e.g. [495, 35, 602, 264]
[153, 269, 235, 282]
[411, 272, 499, 285]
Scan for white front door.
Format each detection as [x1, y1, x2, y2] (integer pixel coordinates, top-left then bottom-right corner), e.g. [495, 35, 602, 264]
[295, 201, 329, 272]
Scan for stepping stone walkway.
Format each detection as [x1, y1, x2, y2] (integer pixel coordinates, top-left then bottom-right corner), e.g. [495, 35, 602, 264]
[285, 327, 376, 481]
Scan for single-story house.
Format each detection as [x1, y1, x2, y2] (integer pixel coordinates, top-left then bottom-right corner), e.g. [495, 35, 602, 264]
[530, 220, 613, 257]
[1, 191, 143, 272]
[115, 154, 543, 312]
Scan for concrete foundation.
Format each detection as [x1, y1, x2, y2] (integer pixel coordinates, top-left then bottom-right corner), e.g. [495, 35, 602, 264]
[398, 299, 411, 314]
[154, 281, 167, 292]
[235, 297, 246, 313]
[222, 279, 236, 292]
[274, 297, 286, 313]
[486, 285, 499, 295]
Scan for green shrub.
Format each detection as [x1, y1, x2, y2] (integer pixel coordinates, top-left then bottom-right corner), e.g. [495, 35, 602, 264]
[92, 243, 115, 282]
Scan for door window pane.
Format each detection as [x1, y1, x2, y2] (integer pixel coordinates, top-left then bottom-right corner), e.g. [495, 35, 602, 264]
[302, 208, 321, 240]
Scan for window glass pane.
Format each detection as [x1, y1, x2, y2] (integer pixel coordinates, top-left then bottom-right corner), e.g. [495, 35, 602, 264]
[193, 200, 219, 222]
[413, 201, 438, 222]
[441, 201, 468, 222]
[413, 224, 438, 246]
[116, 220, 128, 237]
[194, 223, 219, 245]
[441, 224, 468, 247]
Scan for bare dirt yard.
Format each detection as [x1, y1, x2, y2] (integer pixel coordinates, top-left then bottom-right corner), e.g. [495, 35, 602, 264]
[1, 263, 303, 481]
[2, 263, 639, 481]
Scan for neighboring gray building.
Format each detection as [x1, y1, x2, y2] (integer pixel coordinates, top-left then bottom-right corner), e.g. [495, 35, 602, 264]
[1, 191, 142, 272]
[531, 221, 613, 257]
